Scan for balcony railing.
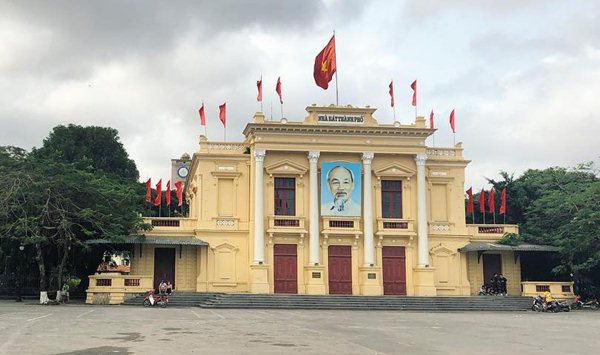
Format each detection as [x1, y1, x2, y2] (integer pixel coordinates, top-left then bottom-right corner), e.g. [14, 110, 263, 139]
[521, 281, 575, 299]
[467, 224, 519, 240]
[267, 215, 306, 232]
[143, 217, 196, 230]
[321, 216, 361, 234]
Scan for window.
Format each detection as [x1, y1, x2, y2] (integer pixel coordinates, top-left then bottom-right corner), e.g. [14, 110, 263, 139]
[274, 177, 295, 216]
[381, 180, 402, 218]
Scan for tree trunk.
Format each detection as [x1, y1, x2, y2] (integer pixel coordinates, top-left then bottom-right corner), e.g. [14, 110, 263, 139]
[55, 244, 69, 302]
[35, 243, 49, 304]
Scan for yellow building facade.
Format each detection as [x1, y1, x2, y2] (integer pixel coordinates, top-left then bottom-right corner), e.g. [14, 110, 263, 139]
[86, 105, 573, 303]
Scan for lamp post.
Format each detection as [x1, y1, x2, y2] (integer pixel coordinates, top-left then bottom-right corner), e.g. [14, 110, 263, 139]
[16, 245, 24, 302]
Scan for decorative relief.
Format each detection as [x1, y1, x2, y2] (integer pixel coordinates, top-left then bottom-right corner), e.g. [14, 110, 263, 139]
[308, 151, 320, 163]
[362, 152, 374, 164]
[216, 219, 235, 227]
[414, 152, 428, 166]
[426, 148, 456, 157]
[208, 143, 246, 151]
[431, 224, 450, 232]
[254, 149, 266, 162]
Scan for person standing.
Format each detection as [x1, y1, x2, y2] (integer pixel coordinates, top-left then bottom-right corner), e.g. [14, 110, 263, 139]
[498, 274, 508, 296]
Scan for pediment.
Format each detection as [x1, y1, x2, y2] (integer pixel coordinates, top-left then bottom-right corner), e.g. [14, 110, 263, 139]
[429, 243, 456, 256]
[374, 163, 415, 178]
[210, 242, 239, 252]
[265, 159, 308, 176]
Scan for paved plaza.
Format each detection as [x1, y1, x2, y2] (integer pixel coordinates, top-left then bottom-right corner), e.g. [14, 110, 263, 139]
[0, 300, 599, 354]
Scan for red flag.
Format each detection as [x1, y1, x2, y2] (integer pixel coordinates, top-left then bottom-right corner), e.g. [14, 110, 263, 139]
[198, 103, 205, 126]
[488, 187, 495, 213]
[429, 110, 434, 129]
[411, 80, 417, 106]
[275, 77, 283, 104]
[175, 181, 183, 207]
[478, 188, 485, 213]
[219, 103, 226, 127]
[154, 179, 162, 207]
[466, 187, 474, 213]
[499, 187, 507, 215]
[388, 81, 395, 107]
[166, 180, 171, 206]
[145, 178, 152, 203]
[449, 109, 456, 133]
[256, 77, 262, 102]
[313, 35, 337, 90]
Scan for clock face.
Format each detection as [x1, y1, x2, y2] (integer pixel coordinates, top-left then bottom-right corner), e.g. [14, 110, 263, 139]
[177, 166, 189, 178]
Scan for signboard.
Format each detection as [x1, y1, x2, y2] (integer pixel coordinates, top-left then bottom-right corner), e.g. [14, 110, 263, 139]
[317, 114, 364, 124]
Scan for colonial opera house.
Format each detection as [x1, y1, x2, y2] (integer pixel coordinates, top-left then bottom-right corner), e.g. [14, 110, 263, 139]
[86, 105, 572, 303]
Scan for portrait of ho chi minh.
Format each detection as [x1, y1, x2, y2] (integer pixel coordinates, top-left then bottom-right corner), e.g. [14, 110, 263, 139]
[320, 162, 362, 217]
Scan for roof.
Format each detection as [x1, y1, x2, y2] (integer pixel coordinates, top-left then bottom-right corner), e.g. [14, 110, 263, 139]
[458, 242, 560, 253]
[86, 235, 208, 246]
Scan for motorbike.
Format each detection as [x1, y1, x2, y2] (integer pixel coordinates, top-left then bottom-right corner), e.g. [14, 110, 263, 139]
[571, 296, 599, 310]
[532, 296, 569, 312]
[143, 290, 167, 308]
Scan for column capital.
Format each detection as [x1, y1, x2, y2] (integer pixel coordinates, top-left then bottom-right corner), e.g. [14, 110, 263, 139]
[308, 150, 320, 163]
[361, 152, 374, 164]
[414, 152, 427, 166]
[254, 149, 266, 162]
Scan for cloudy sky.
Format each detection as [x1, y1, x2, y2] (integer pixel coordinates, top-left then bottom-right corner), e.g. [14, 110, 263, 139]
[1, 0, 599, 189]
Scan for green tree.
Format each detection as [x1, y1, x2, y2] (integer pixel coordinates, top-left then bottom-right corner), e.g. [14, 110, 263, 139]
[33, 124, 139, 181]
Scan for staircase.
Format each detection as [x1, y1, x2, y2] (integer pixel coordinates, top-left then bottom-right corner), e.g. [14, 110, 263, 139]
[123, 292, 532, 311]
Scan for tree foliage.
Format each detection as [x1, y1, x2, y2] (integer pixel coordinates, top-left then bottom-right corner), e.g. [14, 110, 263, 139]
[0, 125, 148, 301]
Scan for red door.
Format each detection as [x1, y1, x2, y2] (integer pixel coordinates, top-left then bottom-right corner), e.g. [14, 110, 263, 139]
[328, 245, 352, 294]
[382, 246, 407, 295]
[274, 244, 298, 293]
[153, 248, 176, 292]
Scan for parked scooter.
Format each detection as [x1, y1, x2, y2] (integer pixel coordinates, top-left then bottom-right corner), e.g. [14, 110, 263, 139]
[571, 296, 599, 310]
[532, 295, 569, 312]
[143, 290, 167, 308]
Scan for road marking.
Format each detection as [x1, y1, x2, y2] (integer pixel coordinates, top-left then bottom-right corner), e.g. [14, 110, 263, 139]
[193, 309, 225, 320]
[76, 309, 95, 318]
[27, 313, 52, 322]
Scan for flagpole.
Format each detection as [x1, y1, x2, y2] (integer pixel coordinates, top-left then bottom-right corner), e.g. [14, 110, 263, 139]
[202, 101, 207, 138]
[472, 210, 475, 225]
[493, 211, 496, 224]
[333, 30, 339, 106]
[260, 75, 263, 113]
[280, 101, 284, 119]
[270, 101, 273, 121]
[483, 209, 485, 224]
[453, 132, 456, 146]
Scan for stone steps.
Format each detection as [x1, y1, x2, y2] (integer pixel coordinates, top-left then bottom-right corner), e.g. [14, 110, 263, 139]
[123, 292, 532, 311]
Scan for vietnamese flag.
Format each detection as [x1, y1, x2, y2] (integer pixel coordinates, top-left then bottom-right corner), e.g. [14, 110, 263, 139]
[257, 77, 262, 102]
[466, 187, 474, 213]
[175, 181, 183, 207]
[219, 103, 226, 127]
[478, 188, 485, 213]
[449, 109, 456, 133]
[198, 103, 205, 126]
[154, 179, 162, 207]
[389, 81, 395, 107]
[165, 180, 171, 206]
[145, 178, 152, 203]
[429, 110, 434, 129]
[411, 80, 417, 106]
[499, 187, 507, 215]
[275, 77, 283, 104]
[488, 187, 495, 213]
[313, 35, 337, 90]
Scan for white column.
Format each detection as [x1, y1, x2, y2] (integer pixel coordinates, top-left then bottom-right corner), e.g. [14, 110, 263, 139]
[362, 152, 375, 266]
[253, 149, 266, 263]
[415, 152, 429, 267]
[308, 151, 320, 265]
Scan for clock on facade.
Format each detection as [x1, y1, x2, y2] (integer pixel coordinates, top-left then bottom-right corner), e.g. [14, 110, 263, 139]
[177, 165, 189, 178]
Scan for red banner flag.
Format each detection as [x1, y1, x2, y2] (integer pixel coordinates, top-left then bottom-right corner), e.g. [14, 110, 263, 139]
[145, 178, 152, 203]
[429, 110, 434, 129]
[219, 103, 226, 127]
[449, 109, 456, 133]
[154, 179, 162, 207]
[165, 180, 171, 206]
[389, 81, 395, 107]
[313, 35, 337, 90]
[488, 187, 495, 213]
[275, 77, 283, 104]
[466, 187, 474, 213]
[175, 181, 183, 207]
[479, 188, 485, 213]
[499, 187, 507, 215]
[411, 80, 417, 106]
[256, 77, 262, 102]
[198, 103, 205, 126]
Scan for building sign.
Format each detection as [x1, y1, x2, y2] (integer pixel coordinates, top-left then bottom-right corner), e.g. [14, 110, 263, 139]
[320, 162, 362, 217]
[317, 114, 364, 124]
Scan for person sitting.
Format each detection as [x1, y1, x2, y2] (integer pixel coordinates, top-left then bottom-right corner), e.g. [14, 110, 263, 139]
[166, 281, 173, 296]
[158, 280, 167, 295]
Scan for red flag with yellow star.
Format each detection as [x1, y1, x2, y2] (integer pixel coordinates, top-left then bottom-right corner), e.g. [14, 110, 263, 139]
[313, 35, 336, 90]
